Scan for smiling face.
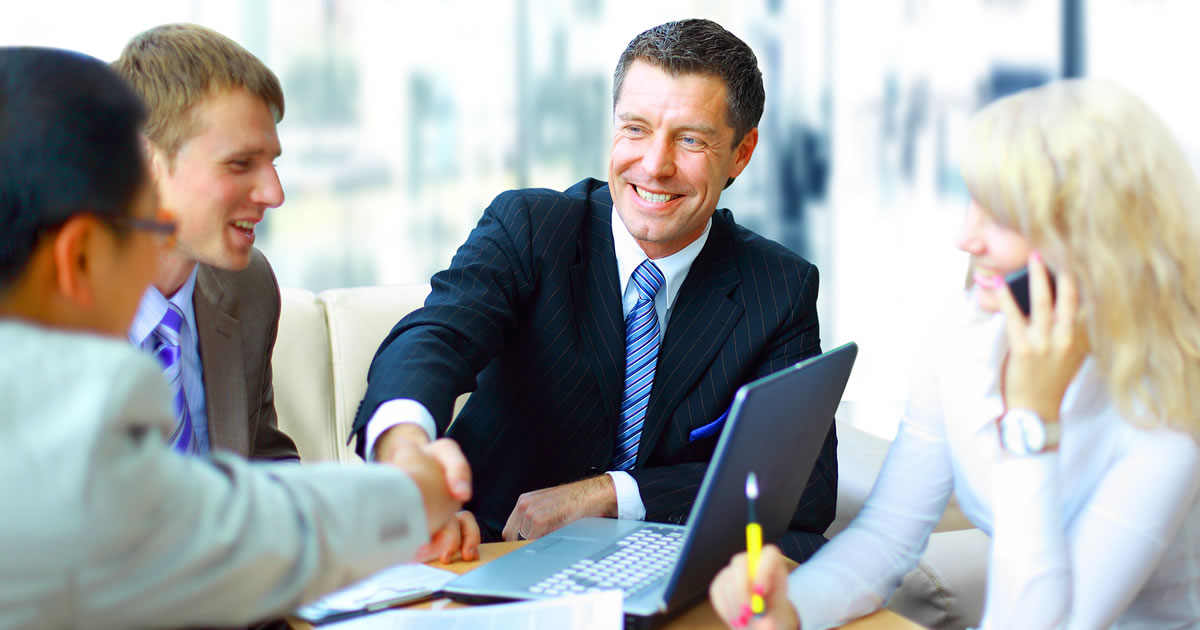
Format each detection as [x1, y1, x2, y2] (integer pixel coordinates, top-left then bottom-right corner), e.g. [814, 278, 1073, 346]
[609, 60, 757, 259]
[956, 199, 1032, 312]
[152, 87, 283, 271]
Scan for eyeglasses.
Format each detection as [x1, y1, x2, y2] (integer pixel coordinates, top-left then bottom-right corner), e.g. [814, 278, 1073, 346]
[112, 209, 178, 247]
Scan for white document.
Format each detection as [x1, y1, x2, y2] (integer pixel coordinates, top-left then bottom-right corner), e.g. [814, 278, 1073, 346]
[322, 590, 624, 630]
[295, 563, 458, 623]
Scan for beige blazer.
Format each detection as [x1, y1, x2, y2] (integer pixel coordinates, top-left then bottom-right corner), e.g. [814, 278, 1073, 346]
[195, 249, 298, 460]
[0, 321, 429, 630]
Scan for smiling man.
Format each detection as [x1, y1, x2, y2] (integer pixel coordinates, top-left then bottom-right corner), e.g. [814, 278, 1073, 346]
[112, 24, 298, 460]
[356, 18, 837, 562]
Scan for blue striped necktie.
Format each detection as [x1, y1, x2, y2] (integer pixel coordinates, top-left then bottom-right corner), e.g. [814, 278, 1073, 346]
[153, 304, 197, 454]
[613, 259, 665, 471]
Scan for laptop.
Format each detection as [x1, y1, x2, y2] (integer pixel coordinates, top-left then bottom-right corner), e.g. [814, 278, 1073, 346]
[442, 342, 858, 629]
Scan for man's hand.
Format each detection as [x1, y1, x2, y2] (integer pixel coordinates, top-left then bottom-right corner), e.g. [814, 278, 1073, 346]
[414, 510, 482, 564]
[501, 475, 618, 541]
[376, 423, 472, 503]
[382, 436, 472, 539]
[709, 545, 799, 629]
[375, 422, 431, 454]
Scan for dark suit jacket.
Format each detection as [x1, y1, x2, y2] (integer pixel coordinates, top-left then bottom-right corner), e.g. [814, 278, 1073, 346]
[194, 248, 299, 461]
[353, 178, 836, 561]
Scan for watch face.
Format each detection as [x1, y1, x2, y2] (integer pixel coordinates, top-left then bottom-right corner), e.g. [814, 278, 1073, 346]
[1000, 416, 1025, 454]
[1001, 410, 1046, 455]
[1019, 412, 1046, 453]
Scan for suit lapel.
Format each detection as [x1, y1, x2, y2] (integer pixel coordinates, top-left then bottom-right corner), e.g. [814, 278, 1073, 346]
[571, 189, 624, 434]
[193, 264, 248, 454]
[638, 213, 743, 466]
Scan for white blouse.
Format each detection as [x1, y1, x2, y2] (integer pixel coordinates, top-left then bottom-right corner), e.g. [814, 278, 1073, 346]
[788, 293, 1200, 629]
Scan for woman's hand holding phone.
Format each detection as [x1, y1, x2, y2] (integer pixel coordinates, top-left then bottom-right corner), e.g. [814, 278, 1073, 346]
[992, 252, 1090, 422]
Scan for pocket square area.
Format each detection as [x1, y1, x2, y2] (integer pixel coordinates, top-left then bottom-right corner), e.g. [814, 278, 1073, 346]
[688, 408, 730, 442]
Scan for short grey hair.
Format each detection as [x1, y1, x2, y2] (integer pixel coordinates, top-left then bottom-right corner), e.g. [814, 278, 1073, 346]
[612, 18, 765, 147]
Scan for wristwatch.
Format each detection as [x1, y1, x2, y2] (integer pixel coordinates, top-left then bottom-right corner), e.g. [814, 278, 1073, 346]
[997, 408, 1061, 456]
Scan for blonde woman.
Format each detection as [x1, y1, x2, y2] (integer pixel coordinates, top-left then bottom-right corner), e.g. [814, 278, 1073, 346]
[710, 79, 1200, 629]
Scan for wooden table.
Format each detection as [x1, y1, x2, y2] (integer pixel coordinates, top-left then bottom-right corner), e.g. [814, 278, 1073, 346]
[290, 542, 924, 629]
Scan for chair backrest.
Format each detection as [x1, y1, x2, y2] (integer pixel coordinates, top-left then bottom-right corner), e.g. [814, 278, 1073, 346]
[322, 284, 433, 460]
[274, 284, 432, 462]
[274, 287, 336, 461]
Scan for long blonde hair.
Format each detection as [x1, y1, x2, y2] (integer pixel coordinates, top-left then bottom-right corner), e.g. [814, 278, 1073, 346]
[961, 79, 1200, 435]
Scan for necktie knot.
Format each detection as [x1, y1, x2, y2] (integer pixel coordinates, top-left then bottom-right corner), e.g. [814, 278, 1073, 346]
[155, 303, 186, 344]
[631, 259, 664, 302]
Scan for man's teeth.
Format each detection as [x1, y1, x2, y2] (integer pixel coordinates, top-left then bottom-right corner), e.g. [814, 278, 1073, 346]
[635, 186, 676, 203]
[232, 220, 255, 230]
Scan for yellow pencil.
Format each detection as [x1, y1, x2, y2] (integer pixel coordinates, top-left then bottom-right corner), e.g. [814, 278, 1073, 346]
[745, 471, 764, 616]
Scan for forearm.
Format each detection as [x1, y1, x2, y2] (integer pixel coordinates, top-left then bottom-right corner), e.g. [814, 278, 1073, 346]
[787, 420, 955, 629]
[83, 448, 429, 628]
[982, 425, 1200, 629]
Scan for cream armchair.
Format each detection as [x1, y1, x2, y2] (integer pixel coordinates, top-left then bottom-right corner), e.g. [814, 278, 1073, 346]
[272, 284, 988, 629]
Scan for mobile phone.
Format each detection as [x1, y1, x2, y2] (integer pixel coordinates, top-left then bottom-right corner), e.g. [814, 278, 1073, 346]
[1004, 267, 1057, 316]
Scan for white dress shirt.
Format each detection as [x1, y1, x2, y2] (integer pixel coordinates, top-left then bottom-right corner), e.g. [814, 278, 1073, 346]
[128, 265, 210, 454]
[786, 292, 1200, 629]
[366, 210, 713, 521]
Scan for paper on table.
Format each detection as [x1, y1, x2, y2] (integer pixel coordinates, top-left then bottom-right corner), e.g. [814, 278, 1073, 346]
[321, 590, 624, 630]
[295, 563, 458, 623]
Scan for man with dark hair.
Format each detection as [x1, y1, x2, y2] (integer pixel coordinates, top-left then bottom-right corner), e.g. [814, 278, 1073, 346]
[357, 19, 836, 562]
[0, 47, 470, 629]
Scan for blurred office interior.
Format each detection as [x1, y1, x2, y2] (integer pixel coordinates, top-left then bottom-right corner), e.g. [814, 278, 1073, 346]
[5, 0, 1198, 437]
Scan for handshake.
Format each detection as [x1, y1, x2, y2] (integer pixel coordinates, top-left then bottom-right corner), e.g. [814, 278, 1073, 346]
[375, 424, 481, 565]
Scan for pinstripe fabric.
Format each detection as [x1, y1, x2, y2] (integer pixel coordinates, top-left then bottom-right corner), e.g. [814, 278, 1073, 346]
[354, 178, 837, 562]
[613, 260, 664, 471]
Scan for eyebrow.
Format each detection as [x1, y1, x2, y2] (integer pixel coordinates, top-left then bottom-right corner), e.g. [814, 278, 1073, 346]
[616, 112, 719, 137]
[224, 146, 283, 160]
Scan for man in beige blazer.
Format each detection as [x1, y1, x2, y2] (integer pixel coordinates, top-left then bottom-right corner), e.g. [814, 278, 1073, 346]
[114, 23, 299, 460]
[0, 46, 471, 630]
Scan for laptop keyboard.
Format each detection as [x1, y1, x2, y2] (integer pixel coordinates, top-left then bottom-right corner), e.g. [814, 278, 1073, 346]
[527, 525, 685, 599]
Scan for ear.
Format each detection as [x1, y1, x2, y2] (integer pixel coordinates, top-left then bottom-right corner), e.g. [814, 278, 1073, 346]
[50, 216, 98, 308]
[144, 136, 169, 183]
[727, 127, 759, 180]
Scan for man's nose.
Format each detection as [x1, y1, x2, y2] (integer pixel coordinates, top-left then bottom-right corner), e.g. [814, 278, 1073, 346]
[251, 164, 285, 208]
[641, 136, 676, 179]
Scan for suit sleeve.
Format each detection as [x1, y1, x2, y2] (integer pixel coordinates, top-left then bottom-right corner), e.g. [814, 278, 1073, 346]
[351, 192, 535, 455]
[628, 263, 835, 562]
[248, 259, 301, 461]
[76, 355, 430, 629]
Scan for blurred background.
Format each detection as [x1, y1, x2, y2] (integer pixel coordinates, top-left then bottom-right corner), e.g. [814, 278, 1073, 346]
[6, 0, 1198, 436]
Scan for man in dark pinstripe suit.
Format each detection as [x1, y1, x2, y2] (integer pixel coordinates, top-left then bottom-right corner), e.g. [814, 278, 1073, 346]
[354, 19, 837, 563]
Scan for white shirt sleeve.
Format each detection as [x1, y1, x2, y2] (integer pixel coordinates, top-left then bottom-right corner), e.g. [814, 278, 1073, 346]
[981, 425, 1200, 629]
[785, 330, 955, 629]
[606, 471, 647, 520]
[365, 399, 438, 461]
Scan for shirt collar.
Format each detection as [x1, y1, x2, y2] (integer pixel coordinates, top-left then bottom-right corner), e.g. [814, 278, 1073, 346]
[611, 208, 712, 310]
[128, 265, 199, 345]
